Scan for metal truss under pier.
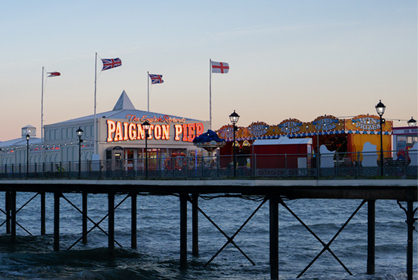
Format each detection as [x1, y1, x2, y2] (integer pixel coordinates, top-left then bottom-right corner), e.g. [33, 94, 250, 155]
[0, 179, 416, 280]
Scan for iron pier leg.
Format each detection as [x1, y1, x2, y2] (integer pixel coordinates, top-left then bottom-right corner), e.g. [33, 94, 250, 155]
[6, 191, 10, 234]
[192, 193, 198, 256]
[270, 195, 279, 280]
[131, 192, 137, 249]
[367, 200, 375, 274]
[406, 200, 414, 280]
[10, 191, 16, 243]
[108, 193, 115, 256]
[180, 193, 188, 268]
[54, 192, 60, 251]
[41, 192, 45, 235]
[82, 192, 88, 244]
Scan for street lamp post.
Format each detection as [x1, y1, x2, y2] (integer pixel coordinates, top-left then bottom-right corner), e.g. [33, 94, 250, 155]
[375, 100, 386, 176]
[76, 127, 84, 178]
[142, 120, 150, 178]
[229, 110, 240, 177]
[407, 116, 417, 127]
[26, 134, 30, 178]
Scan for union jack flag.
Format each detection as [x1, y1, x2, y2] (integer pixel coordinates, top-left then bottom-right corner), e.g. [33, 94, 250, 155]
[101, 58, 122, 71]
[149, 74, 164, 84]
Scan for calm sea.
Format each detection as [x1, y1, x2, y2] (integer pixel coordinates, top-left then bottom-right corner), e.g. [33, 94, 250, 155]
[0, 192, 416, 279]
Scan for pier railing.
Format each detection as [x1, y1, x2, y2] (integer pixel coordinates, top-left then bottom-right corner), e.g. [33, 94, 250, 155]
[0, 150, 417, 179]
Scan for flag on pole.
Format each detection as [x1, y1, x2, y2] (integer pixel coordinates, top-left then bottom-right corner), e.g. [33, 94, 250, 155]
[101, 58, 122, 71]
[211, 61, 229, 74]
[47, 72, 61, 77]
[149, 74, 164, 84]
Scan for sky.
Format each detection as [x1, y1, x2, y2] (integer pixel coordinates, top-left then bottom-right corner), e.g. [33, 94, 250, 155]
[1, 0, 417, 141]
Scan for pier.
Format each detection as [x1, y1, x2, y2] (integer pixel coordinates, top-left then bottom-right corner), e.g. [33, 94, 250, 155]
[0, 179, 416, 279]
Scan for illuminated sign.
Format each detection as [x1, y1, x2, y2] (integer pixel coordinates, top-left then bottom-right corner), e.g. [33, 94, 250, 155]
[248, 122, 268, 137]
[106, 120, 204, 143]
[352, 117, 380, 130]
[313, 116, 339, 131]
[125, 114, 186, 124]
[278, 119, 302, 134]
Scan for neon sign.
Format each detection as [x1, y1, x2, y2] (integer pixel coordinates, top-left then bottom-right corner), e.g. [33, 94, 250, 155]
[106, 120, 204, 143]
[125, 114, 186, 124]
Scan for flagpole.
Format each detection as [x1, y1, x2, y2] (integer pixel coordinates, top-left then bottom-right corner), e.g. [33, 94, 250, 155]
[147, 71, 149, 112]
[41, 66, 44, 162]
[209, 59, 212, 130]
[94, 52, 98, 155]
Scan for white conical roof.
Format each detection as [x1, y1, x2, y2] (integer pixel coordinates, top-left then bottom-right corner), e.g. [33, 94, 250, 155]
[112, 90, 135, 111]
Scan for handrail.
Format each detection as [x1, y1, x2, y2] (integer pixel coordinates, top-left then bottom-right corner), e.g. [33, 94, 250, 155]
[0, 150, 416, 180]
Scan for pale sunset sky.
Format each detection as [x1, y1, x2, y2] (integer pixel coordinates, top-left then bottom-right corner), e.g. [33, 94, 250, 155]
[0, 0, 416, 141]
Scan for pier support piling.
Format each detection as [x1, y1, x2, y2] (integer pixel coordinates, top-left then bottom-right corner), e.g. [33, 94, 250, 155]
[397, 200, 416, 280]
[41, 192, 45, 235]
[192, 193, 198, 256]
[180, 193, 188, 269]
[270, 195, 279, 280]
[131, 192, 137, 249]
[82, 192, 88, 244]
[367, 200, 375, 274]
[406, 201, 415, 280]
[54, 192, 60, 251]
[5, 191, 10, 234]
[108, 193, 115, 256]
[10, 191, 16, 243]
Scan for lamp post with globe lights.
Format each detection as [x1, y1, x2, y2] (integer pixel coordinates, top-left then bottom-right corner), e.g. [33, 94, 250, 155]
[407, 117, 416, 127]
[76, 127, 84, 178]
[229, 110, 240, 177]
[375, 100, 386, 176]
[26, 134, 30, 178]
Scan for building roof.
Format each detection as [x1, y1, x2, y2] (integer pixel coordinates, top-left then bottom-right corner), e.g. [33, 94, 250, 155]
[0, 137, 41, 149]
[46, 91, 204, 127]
[112, 90, 135, 111]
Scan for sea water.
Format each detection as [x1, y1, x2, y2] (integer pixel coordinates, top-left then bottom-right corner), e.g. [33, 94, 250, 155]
[0, 192, 416, 279]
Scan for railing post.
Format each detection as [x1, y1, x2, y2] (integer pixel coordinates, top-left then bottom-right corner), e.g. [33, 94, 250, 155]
[99, 160, 102, 179]
[254, 154, 257, 178]
[336, 152, 339, 178]
[121, 160, 124, 178]
[284, 154, 288, 178]
[201, 155, 204, 178]
[357, 152, 361, 178]
[217, 155, 220, 178]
